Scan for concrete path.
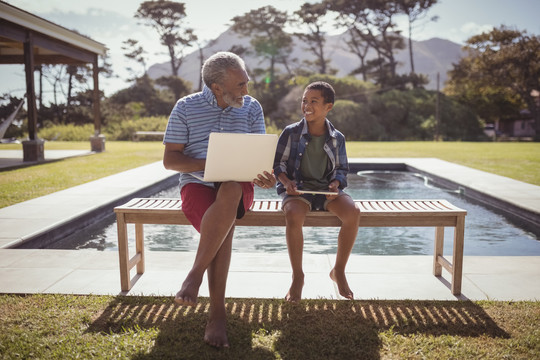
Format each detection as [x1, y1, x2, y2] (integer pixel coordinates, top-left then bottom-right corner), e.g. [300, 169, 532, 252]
[0, 149, 94, 170]
[1, 249, 539, 301]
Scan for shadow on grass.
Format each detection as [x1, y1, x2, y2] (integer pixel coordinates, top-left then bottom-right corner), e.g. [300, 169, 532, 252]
[87, 296, 509, 359]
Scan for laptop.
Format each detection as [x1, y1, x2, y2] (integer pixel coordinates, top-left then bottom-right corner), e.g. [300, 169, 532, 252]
[191, 132, 278, 182]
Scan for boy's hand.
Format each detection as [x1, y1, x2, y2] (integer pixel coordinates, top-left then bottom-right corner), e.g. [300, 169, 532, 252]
[326, 180, 340, 200]
[277, 173, 300, 195]
[285, 180, 300, 195]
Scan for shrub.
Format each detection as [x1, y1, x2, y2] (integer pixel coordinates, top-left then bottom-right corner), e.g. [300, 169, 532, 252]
[331, 100, 385, 140]
[36, 116, 169, 141]
[38, 123, 95, 141]
[105, 116, 168, 140]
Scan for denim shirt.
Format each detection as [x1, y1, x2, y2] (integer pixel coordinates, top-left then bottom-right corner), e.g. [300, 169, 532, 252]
[273, 118, 349, 195]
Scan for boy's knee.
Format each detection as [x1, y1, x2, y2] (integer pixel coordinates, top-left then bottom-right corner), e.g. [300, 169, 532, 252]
[349, 205, 361, 223]
[284, 204, 308, 226]
[285, 211, 304, 225]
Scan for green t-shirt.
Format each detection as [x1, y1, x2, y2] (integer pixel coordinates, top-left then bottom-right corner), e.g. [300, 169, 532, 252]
[300, 134, 329, 190]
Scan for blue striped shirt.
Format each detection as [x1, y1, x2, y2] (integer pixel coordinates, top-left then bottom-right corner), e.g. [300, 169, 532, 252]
[164, 85, 265, 188]
[273, 118, 349, 195]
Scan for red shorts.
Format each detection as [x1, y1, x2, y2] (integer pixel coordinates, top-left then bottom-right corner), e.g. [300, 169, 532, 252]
[180, 182, 254, 233]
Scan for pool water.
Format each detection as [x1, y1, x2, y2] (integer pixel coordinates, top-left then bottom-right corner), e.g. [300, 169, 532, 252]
[50, 172, 540, 256]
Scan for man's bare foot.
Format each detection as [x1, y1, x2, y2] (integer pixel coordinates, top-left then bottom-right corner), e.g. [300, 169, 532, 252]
[204, 318, 229, 348]
[330, 268, 354, 300]
[174, 278, 200, 306]
[285, 274, 304, 302]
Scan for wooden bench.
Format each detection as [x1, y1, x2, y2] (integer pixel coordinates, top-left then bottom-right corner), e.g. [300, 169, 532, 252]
[114, 198, 467, 295]
[131, 131, 165, 141]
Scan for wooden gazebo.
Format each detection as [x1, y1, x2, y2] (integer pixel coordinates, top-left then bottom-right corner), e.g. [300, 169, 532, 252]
[0, 2, 108, 161]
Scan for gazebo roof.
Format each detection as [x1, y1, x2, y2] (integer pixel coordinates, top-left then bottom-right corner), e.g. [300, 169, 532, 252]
[0, 1, 108, 157]
[0, 1, 107, 65]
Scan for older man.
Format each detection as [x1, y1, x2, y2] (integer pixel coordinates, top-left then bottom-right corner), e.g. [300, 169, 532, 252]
[163, 51, 275, 348]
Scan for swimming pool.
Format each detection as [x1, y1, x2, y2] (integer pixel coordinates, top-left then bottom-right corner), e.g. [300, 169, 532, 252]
[50, 171, 540, 256]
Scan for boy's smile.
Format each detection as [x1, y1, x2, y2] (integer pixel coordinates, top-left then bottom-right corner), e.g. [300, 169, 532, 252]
[302, 89, 333, 125]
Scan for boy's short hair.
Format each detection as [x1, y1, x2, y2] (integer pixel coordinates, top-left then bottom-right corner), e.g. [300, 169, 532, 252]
[305, 81, 335, 104]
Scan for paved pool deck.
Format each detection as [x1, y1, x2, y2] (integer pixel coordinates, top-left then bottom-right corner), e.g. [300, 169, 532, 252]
[0, 150, 539, 301]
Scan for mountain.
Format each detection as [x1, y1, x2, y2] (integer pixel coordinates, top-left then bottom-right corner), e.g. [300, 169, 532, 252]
[147, 28, 465, 91]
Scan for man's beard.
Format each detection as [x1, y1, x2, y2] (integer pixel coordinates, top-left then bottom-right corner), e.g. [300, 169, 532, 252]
[223, 92, 244, 108]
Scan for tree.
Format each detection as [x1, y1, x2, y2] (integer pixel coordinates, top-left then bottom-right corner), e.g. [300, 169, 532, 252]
[135, 1, 197, 76]
[292, 2, 334, 75]
[231, 6, 293, 87]
[343, 28, 371, 81]
[121, 38, 148, 80]
[109, 75, 173, 116]
[155, 75, 191, 100]
[327, 0, 405, 88]
[396, 0, 438, 82]
[446, 26, 540, 140]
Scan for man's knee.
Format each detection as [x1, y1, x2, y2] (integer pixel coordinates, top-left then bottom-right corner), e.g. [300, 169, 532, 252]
[216, 182, 243, 203]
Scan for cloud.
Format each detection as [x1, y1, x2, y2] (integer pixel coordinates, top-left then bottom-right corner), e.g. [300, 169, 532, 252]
[460, 22, 494, 38]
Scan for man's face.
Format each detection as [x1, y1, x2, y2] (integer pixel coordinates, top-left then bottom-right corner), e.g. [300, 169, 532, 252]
[217, 68, 249, 109]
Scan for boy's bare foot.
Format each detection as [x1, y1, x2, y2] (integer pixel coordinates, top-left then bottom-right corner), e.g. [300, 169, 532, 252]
[285, 274, 304, 303]
[330, 268, 354, 300]
[204, 317, 229, 348]
[174, 278, 200, 306]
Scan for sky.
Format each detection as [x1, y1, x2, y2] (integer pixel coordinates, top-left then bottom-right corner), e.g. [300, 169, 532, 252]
[2, 0, 540, 102]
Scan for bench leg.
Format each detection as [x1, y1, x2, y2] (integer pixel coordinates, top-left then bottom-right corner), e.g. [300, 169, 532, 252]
[135, 223, 145, 274]
[433, 226, 444, 276]
[116, 214, 131, 291]
[451, 216, 465, 295]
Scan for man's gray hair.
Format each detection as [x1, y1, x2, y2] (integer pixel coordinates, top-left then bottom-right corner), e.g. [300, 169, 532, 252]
[202, 51, 246, 88]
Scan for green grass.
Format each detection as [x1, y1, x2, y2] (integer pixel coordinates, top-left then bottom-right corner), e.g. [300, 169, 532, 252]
[1, 141, 539, 208]
[0, 141, 163, 208]
[0, 294, 538, 359]
[1, 143, 539, 358]
[348, 142, 540, 186]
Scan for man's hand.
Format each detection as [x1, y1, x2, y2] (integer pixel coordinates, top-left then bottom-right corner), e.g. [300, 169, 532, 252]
[254, 170, 276, 189]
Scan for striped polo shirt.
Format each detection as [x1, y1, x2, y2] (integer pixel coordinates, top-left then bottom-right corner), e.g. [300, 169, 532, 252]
[163, 85, 266, 188]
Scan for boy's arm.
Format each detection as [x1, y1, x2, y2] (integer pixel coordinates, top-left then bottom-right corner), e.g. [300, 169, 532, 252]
[332, 135, 349, 189]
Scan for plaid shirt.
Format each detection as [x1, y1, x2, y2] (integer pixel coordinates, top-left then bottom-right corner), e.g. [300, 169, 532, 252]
[273, 118, 349, 195]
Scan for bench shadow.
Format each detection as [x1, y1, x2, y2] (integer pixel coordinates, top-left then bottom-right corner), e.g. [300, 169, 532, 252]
[87, 297, 509, 359]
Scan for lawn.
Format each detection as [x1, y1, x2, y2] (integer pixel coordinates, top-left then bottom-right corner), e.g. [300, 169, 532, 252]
[1, 141, 539, 208]
[0, 294, 538, 359]
[1, 141, 539, 358]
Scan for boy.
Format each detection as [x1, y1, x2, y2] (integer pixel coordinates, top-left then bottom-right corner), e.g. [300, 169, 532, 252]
[273, 81, 360, 302]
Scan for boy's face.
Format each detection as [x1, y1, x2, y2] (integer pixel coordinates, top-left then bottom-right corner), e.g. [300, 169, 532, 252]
[301, 89, 333, 124]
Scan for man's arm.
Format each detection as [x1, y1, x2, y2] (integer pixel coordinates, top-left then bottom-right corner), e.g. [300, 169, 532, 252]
[163, 142, 205, 173]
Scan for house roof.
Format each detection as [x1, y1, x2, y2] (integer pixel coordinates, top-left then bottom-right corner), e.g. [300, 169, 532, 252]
[0, 1, 107, 65]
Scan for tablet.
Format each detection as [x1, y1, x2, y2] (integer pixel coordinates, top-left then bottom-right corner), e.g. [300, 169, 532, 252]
[192, 132, 278, 182]
[296, 190, 339, 195]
